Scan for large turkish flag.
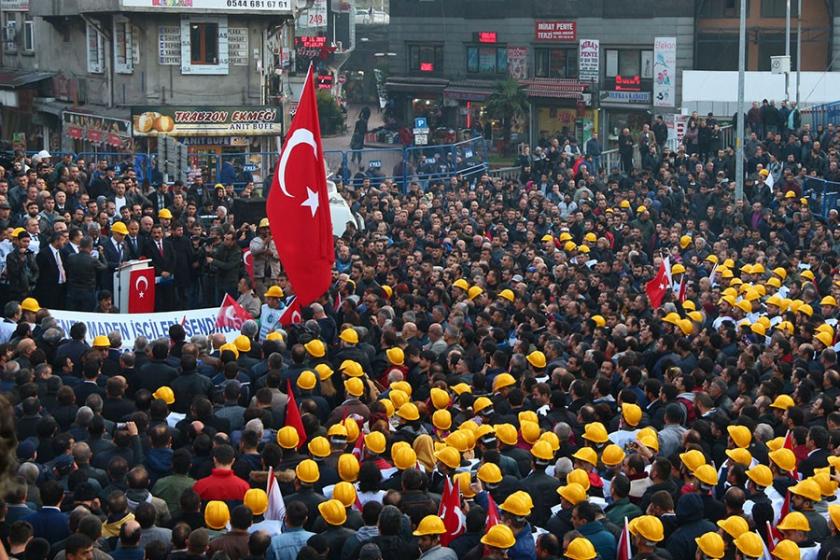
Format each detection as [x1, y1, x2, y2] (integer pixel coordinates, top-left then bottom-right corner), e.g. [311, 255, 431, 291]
[128, 267, 155, 313]
[266, 64, 334, 306]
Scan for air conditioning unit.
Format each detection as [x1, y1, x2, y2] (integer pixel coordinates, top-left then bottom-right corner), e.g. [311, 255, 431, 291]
[3, 25, 16, 43]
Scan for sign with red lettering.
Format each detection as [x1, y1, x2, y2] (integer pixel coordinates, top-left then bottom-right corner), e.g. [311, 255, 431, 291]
[420, 62, 434, 72]
[615, 75, 641, 91]
[131, 105, 283, 137]
[476, 32, 497, 44]
[535, 21, 576, 42]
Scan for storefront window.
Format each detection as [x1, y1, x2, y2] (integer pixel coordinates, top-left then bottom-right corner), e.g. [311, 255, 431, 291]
[408, 43, 443, 75]
[190, 22, 219, 65]
[535, 48, 578, 79]
[466, 45, 507, 75]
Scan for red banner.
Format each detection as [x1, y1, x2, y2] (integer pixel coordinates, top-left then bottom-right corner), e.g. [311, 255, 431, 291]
[128, 268, 156, 313]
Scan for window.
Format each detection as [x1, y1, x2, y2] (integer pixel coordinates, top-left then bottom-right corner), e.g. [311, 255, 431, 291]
[758, 33, 798, 70]
[190, 22, 219, 65]
[4, 12, 16, 54]
[699, 0, 743, 17]
[408, 43, 443, 75]
[535, 48, 578, 79]
[696, 33, 740, 70]
[113, 16, 134, 73]
[22, 14, 33, 53]
[466, 45, 507, 75]
[761, 0, 798, 17]
[605, 48, 653, 90]
[86, 21, 104, 74]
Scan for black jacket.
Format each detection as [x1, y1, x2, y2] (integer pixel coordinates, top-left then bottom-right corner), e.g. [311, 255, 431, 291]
[519, 469, 561, 528]
[136, 359, 179, 393]
[665, 494, 716, 560]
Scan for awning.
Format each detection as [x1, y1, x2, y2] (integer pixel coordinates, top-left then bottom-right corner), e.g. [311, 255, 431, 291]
[521, 78, 586, 100]
[0, 70, 54, 89]
[385, 76, 449, 94]
[443, 80, 495, 102]
[33, 99, 68, 117]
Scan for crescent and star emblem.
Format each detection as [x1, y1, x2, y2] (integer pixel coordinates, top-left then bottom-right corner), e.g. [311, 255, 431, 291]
[277, 128, 321, 218]
[135, 275, 149, 298]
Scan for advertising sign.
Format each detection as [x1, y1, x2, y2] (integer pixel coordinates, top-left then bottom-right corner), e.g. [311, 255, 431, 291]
[653, 37, 676, 108]
[121, 0, 291, 13]
[132, 106, 282, 137]
[158, 26, 181, 65]
[63, 111, 132, 148]
[507, 46, 528, 80]
[0, 0, 28, 10]
[578, 39, 599, 82]
[228, 27, 249, 66]
[535, 21, 576, 42]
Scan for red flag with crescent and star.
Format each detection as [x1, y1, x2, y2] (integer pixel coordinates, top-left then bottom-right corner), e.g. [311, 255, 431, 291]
[266, 64, 334, 307]
[128, 267, 155, 313]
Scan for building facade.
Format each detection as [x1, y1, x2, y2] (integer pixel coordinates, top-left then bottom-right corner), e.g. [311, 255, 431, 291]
[0, 0, 294, 181]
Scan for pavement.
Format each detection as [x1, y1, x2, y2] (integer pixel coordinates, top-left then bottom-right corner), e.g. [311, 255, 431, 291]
[321, 103, 387, 152]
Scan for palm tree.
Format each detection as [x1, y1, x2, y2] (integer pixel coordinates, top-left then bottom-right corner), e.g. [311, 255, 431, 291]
[485, 78, 528, 153]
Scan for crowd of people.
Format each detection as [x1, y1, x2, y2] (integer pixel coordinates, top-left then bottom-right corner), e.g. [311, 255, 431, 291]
[1, 100, 840, 560]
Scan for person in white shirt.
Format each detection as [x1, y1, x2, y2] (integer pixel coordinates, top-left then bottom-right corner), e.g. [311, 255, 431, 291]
[608, 403, 643, 451]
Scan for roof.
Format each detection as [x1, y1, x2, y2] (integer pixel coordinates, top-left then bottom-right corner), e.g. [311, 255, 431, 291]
[0, 70, 54, 89]
[520, 78, 586, 100]
[443, 80, 496, 101]
[385, 76, 449, 93]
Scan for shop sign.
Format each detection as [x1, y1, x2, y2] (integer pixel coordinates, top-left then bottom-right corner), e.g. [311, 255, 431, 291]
[121, 0, 291, 13]
[653, 36, 676, 108]
[599, 91, 651, 105]
[578, 39, 599, 82]
[63, 110, 132, 148]
[0, 0, 28, 10]
[475, 32, 497, 44]
[132, 106, 283, 137]
[158, 26, 181, 65]
[535, 21, 576, 42]
[228, 27, 249, 66]
[615, 75, 641, 91]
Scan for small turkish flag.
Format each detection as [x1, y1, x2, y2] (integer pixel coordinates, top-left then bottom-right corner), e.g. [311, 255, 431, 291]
[485, 493, 500, 531]
[216, 294, 252, 330]
[278, 296, 303, 327]
[617, 517, 632, 560]
[285, 380, 307, 449]
[645, 257, 671, 309]
[128, 268, 155, 313]
[266, 64, 334, 307]
[438, 477, 465, 546]
[242, 249, 254, 282]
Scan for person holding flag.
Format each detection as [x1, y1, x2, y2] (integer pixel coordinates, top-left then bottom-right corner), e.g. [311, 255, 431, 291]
[498, 493, 536, 560]
[413, 515, 458, 560]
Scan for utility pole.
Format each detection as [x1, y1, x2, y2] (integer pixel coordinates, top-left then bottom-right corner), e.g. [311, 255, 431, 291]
[796, 0, 802, 108]
[785, 0, 791, 101]
[736, 0, 746, 201]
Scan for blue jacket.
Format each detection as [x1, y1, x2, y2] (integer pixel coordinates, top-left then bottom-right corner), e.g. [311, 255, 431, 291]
[24, 507, 70, 544]
[579, 520, 616, 560]
[267, 527, 315, 560]
[508, 524, 537, 560]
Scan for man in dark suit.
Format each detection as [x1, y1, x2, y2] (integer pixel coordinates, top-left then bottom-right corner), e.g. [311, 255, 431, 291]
[142, 224, 176, 311]
[74, 360, 106, 404]
[60, 227, 82, 261]
[124, 220, 143, 260]
[137, 340, 179, 393]
[34, 230, 68, 310]
[24, 480, 69, 544]
[800, 426, 831, 477]
[151, 183, 173, 215]
[102, 221, 129, 293]
[66, 237, 107, 312]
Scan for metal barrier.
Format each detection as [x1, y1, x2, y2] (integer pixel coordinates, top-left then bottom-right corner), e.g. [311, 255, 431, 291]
[488, 166, 520, 181]
[804, 176, 840, 218]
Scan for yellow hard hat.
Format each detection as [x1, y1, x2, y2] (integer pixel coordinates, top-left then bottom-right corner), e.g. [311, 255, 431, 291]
[581, 421, 608, 444]
[318, 499, 347, 526]
[266, 331, 284, 342]
[451, 383, 472, 395]
[364, 431, 387, 455]
[339, 328, 359, 344]
[767, 277, 782, 288]
[432, 409, 452, 431]
[455, 471, 476, 498]
[682, 300, 696, 311]
[583, 232, 597, 243]
[258, 218, 270, 229]
[277, 426, 300, 449]
[694, 532, 725, 559]
[389, 389, 409, 408]
[520, 421, 541, 444]
[381, 285, 392, 299]
[430, 387, 451, 409]
[295, 459, 320, 484]
[111, 221, 129, 235]
[706, 254, 719, 264]
[307, 436, 331, 458]
[621, 403, 642, 427]
[565, 537, 597, 560]
[687, 311, 703, 323]
[679, 449, 707, 472]
[716, 515, 749, 539]
[339, 360, 364, 378]
[413, 514, 446, 536]
[343, 418, 359, 441]
[771, 540, 800, 560]
[776, 512, 810, 532]
[564, 241, 577, 252]
[829, 504, 840, 531]
[539, 431, 560, 451]
[264, 285, 284, 298]
[693, 464, 718, 486]
[770, 395, 795, 410]
[481, 524, 516, 550]
[477, 462, 503, 484]
[234, 335, 251, 353]
[746, 465, 773, 488]
[327, 423, 348, 439]
[663, 312, 681, 325]
[671, 263, 686, 275]
[679, 235, 692, 249]
[397, 402, 420, 421]
[815, 331, 834, 348]
[527, 350, 547, 369]
[766, 437, 785, 452]
[204, 500, 230, 530]
[572, 447, 598, 466]
[638, 434, 659, 452]
[386, 347, 405, 365]
[798, 303, 814, 317]
[152, 386, 175, 405]
[821, 295, 838, 307]
[473, 397, 493, 414]
[676, 318, 694, 335]
[452, 278, 470, 291]
[219, 342, 239, 359]
[531, 440, 555, 462]
[445, 430, 470, 453]
[495, 424, 518, 446]
[734, 532, 764, 559]
[493, 373, 516, 392]
[725, 448, 752, 467]
[297, 370, 317, 391]
[304, 339, 326, 358]
[338, 453, 360, 482]
[393, 445, 417, 470]
[591, 314, 606, 328]
[158, 208, 172, 219]
[20, 298, 40, 313]
[498, 289, 515, 302]
[620, 200, 631, 209]
[567, 469, 591, 491]
[500, 492, 532, 517]
[629, 515, 664, 543]
[801, 269, 815, 281]
[812, 472, 839, 497]
[557, 483, 587, 505]
[601, 444, 626, 467]
[578, 245, 591, 255]
[789, 479, 822, 502]
[468, 285, 484, 300]
[344, 378, 364, 398]
[381, 399, 396, 418]
[333, 481, 357, 508]
[244, 488, 268, 515]
[434, 446, 461, 469]
[636, 205, 647, 214]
